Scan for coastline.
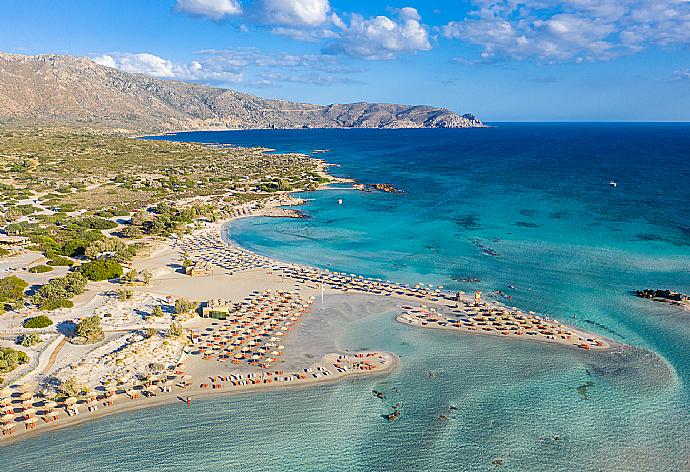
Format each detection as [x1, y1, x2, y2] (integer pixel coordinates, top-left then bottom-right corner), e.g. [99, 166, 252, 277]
[1, 350, 399, 446]
[0, 146, 615, 446]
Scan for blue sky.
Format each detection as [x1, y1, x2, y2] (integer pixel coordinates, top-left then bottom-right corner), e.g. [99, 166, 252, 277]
[2, 0, 690, 121]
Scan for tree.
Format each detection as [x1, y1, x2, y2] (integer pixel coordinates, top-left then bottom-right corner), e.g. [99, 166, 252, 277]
[141, 270, 152, 285]
[174, 298, 196, 315]
[75, 315, 103, 342]
[59, 377, 82, 397]
[144, 327, 157, 339]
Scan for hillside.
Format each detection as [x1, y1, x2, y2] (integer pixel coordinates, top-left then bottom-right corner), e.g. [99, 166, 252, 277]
[0, 52, 484, 132]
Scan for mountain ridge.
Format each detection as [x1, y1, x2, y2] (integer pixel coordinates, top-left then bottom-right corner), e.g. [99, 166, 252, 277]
[0, 52, 484, 132]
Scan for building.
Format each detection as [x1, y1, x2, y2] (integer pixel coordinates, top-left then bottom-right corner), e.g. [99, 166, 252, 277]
[185, 261, 212, 277]
[201, 299, 233, 319]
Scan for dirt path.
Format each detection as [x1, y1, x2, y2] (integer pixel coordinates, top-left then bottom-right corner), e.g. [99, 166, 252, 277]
[43, 336, 67, 373]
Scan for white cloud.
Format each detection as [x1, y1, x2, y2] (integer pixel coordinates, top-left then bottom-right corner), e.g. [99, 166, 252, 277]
[257, 0, 331, 26]
[91, 48, 363, 87]
[443, 0, 690, 63]
[174, 0, 242, 20]
[672, 69, 690, 81]
[93, 52, 243, 82]
[325, 8, 431, 60]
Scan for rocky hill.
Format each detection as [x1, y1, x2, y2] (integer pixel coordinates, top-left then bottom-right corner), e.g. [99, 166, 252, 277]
[0, 52, 484, 132]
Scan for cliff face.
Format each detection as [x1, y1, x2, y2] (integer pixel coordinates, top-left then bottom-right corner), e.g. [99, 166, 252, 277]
[0, 52, 484, 132]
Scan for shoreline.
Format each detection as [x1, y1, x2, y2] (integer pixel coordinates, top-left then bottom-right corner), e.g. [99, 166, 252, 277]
[1, 350, 398, 446]
[0, 151, 614, 445]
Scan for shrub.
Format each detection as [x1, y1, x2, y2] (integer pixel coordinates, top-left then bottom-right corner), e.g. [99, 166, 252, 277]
[0, 347, 29, 373]
[80, 260, 124, 281]
[39, 298, 74, 311]
[75, 315, 103, 342]
[23, 315, 53, 329]
[17, 333, 42, 347]
[0, 275, 28, 311]
[116, 288, 133, 301]
[47, 255, 74, 267]
[151, 305, 164, 317]
[0, 247, 10, 257]
[32, 272, 87, 310]
[174, 298, 197, 315]
[29, 264, 54, 273]
[167, 322, 183, 338]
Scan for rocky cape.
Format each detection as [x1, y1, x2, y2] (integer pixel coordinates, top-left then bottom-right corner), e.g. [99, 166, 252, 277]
[0, 52, 484, 133]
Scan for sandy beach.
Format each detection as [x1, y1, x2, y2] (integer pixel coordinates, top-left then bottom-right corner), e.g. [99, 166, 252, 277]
[0, 197, 613, 444]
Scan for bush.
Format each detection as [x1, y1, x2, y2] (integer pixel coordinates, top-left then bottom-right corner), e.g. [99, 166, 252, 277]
[23, 315, 54, 329]
[39, 298, 74, 311]
[151, 305, 164, 317]
[167, 322, 183, 338]
[0, 347, 29, 373]
[174, 298, 197, 315]
[47, 255, 74, 267]
[17, 333, 42, 347]
[116, 288, 133, 301]
[29, 264, 54, 273]
[32, 272, 87, 310]
[80, 260, 124, 281]
[0, 275, 28, 311]
[0, 247, 10, 257]
[75, 315, 103, 342]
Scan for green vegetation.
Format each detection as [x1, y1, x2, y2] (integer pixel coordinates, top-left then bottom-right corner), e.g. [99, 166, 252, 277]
[31, 272, 87, 310]
[0, 247, 10, 257]
[151, 305, 164, 317]
[0, 347, 29, 373]
[47, 255, 74, 267]
[59, 377, 84, 397]
[0, 128, 325, 216]
[84, 237, 136, 262]
[29, 264, 54, 273]
[174, 298, 197, 315]
[116, 288, 133, 301]
[125, 203, 216, 238]
[23, 315, 54, 329]
[121, 269, 152, 285]
[144, 327, 157, 339]
[80, 259, 124, 281]
[75, 315, 103, 343]
[167, 322, 183, 338]
[17, 333, 42, 347]
[0, 275, 28, 313]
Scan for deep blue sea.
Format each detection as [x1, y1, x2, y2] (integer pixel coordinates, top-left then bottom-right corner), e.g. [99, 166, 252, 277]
[3, 125, 689, 471]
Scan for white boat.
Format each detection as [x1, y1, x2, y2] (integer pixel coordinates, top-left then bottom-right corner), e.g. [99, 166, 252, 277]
[609, 181, 617, 187]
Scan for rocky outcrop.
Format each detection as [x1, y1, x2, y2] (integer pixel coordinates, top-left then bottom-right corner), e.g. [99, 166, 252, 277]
[0, 52, 484, 133]
[636, 289, 690, 310]
[636, 289, 688, 301]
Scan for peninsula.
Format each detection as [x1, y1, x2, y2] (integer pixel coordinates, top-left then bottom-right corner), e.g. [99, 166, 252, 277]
[0, 128, 612, 443]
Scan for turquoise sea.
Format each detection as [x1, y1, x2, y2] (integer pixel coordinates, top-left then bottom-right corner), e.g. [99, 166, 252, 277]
[3, 125, 689, 471]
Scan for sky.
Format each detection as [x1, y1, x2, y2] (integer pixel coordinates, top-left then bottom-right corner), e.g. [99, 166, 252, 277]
[1, 0, 690, 121]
